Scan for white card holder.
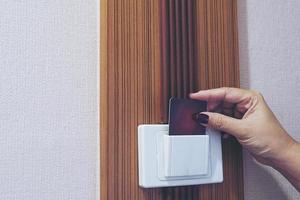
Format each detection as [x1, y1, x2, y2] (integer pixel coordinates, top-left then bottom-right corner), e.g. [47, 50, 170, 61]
[138, 124, 223, 188]
[157, 133, 210, 180]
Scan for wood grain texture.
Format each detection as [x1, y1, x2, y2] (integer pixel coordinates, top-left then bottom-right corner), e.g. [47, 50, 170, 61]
[160, 0, 198, 121]
[100, 0, 243, 199]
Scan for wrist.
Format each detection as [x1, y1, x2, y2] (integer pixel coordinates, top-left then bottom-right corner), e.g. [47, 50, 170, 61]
[271, 139, 300, 169]
[270, 140, 300, 191]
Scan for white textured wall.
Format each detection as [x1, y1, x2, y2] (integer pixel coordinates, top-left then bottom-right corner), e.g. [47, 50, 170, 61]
[238, 0, 300, 199]
[0, 1, 99, 200]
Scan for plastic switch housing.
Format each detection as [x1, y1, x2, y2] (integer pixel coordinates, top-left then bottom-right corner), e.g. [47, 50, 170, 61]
[138, 124, 223, 188]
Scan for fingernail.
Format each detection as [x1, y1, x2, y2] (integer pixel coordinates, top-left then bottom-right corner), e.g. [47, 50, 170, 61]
[193, 113, 209, 125]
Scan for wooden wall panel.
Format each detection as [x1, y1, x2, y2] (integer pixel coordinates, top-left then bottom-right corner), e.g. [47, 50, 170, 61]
[100, 0, 243, 199]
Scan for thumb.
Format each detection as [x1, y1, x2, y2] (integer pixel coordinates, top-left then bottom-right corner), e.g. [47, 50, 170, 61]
[198, 112, 246, 138]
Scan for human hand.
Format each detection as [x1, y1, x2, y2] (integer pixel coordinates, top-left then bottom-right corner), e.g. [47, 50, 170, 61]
[190, 87, 298, 166]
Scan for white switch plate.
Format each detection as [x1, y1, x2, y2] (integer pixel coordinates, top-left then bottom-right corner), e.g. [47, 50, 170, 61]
[163, 134, 210, 178]
[138, 124, 223, 188]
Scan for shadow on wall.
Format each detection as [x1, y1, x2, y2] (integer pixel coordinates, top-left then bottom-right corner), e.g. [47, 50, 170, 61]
[238, 0, 293, 199]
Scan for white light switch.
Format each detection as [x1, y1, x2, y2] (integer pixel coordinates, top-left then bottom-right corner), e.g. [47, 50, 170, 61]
[138, 124, 223, 188]
[163, 135, 209, 177]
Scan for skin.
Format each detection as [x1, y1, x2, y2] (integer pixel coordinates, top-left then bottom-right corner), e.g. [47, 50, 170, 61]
[190, 87, 300, 192]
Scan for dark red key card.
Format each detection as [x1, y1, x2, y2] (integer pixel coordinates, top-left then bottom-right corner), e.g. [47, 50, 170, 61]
[168, 97, 207, 135]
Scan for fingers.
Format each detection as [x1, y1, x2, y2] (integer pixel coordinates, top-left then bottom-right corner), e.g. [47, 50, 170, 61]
[200, 111, 246, 138]
[190, 87, 257, 137]
[190, 87, 252, 104]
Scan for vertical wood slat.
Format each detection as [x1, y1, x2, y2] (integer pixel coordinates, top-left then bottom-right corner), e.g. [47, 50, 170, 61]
[161, 0, 198, 121]
[100, 0, 108, 199]
[100, 0, 243, 199]
[101, 0, 162, 199]
[195, 0, 244, 199]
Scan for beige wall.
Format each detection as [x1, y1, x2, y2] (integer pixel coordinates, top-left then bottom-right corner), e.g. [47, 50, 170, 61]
[238, 0, 300, 199]
[0, 1, 99, 199]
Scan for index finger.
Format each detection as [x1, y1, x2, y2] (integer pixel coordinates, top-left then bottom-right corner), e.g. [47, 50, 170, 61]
[190, 87, 252, 104]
